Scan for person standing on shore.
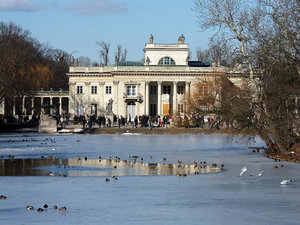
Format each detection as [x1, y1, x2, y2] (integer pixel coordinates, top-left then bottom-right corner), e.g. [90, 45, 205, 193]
[148, 118, 152, 130]
[134, 116, 138, 128]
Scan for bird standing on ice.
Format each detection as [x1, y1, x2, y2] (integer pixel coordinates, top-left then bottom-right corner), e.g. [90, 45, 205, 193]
[240, 166, 247, 176]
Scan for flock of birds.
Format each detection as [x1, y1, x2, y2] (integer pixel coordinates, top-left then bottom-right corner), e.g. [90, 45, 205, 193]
[239, 164, 295, 185]
[26, 204, 67, 212]
[1, 136, 297, 215]
[0, 198, 67, 212]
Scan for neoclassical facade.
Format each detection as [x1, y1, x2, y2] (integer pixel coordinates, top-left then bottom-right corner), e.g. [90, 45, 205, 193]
[67, 36, 242, 119]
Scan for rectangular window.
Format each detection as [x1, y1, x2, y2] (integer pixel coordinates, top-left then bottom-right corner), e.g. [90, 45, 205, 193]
[163, 85, 171, 94]
[150, 86, 157, 95]
[178, 104, 184, 113]
[77, 86, 83, 94]
[106, 86, 112, 94]
[177, 86, 184, 94]
[150, 104, 157, 115]
[91, 86, 97, 94]
[127, 85, 137, 96]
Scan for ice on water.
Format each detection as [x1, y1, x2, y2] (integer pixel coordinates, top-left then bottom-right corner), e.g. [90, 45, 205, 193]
[0, 134, 300, 225]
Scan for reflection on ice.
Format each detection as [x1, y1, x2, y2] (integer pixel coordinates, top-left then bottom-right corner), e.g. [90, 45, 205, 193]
[0, 158, 221, 176]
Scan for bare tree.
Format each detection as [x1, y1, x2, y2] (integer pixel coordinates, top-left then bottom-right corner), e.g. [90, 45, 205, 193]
[96, 41, 110, 66]
[115, 44, 127, 63]
[92, 61, 100, 67]
[196, 48, 209, 61]
[76, 56, 91, 67]
[121, 48, 127, 61]
[0, 22, 53, 107]
[196, 40, 232, 66]
[0, 21, 71, 116]
[193, 0, 300, 153]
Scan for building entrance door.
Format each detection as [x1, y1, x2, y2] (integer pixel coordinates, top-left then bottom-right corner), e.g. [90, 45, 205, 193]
[163, 104, 171, 116]
[126, 101, 136, 122]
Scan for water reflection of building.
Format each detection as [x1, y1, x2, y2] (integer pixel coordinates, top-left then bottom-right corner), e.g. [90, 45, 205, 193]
[0, 158, 220, 176]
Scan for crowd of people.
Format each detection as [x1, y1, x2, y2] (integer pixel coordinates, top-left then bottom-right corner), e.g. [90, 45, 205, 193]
[0, 114, 40, 126]
[0, 112, 226, 131]
[72, 114, 171, 130]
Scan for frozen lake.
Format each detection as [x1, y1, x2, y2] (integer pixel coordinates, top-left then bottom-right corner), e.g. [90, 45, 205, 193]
[0, 133, 300, 225]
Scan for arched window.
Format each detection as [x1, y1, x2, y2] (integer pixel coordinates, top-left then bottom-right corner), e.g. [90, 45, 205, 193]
[158, 57, 176, 65]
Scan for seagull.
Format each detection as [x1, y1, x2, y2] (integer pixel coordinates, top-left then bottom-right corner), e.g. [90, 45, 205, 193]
[280, 179, 295, 185]
[257, 169, 264, 177]
[240, 166, 247, 176]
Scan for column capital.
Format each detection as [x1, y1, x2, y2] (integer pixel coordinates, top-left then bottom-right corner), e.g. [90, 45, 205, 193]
[113, 80, 119, 85]
[173, 81, 178, 85]
[99, 82, 105, 86]
[145, 81, 150, 85]
[185, 81, 191, 85]
[157, 81, 162, 85]
[84, 82, 91, 86]
[69, 82, 76, 86]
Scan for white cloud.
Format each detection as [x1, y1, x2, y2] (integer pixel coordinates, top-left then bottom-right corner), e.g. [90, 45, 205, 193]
[0, 0, 43, 11]
[60, 0, 127, 16]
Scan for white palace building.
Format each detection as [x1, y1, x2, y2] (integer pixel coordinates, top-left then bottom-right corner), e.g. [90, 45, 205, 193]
[0, 35, 243, 119]
[67, 35, 242, 119]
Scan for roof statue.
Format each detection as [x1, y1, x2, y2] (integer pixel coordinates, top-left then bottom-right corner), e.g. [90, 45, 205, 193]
[115, 56, 118, 65]
[71, 56, 75, 66]
[178, 34, 185, 44]
[186, 55, 190, 65]
[149, 34, 153, 44]
[146, 57, 150, 66]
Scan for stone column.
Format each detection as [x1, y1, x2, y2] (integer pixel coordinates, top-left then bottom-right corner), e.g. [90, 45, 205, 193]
[31, 98, 34, 115]
[21, 96, 25, 114]
[113, 81, 119, 115]
[185, 81, 190, 99]
[295, 97, 298, 115]
[0, 100, 4, 115]
[157, 81, 162, 116]
[173, 81, 177, 115]
[85, 82, 91, 115]
[68, 82, 76, 117]
[12, 97, 16, 116]
[185, 81, 191, 114]
[50, 97, 53, 115]
[99, 82, 105, 114]
[145, 81, 149, 115]
[59, 97, 62, 115]
[41, 97, 44, 115]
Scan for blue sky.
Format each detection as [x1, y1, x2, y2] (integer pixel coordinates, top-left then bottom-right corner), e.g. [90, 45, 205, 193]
[0, 0, 214, 63]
